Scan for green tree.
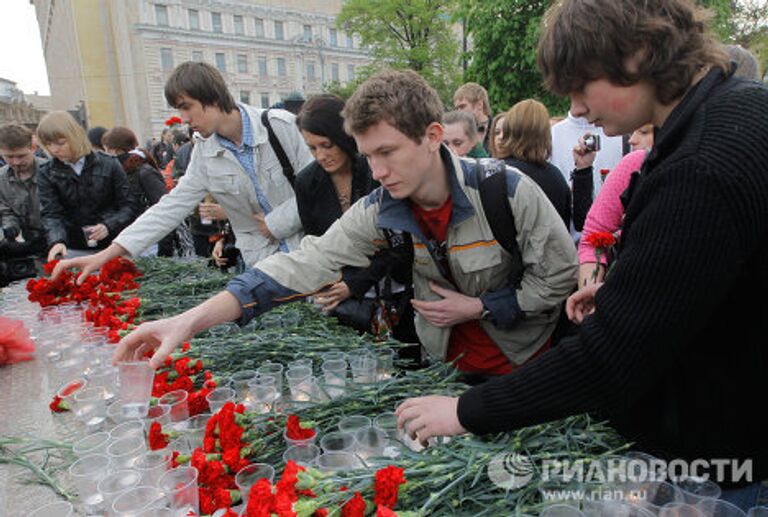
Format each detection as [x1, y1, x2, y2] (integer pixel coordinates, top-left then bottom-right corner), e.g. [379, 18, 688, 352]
[456, 0, 569, 117]
[337, 0, 461, 103]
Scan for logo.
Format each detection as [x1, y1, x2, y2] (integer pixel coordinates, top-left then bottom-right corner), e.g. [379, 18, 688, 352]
[488, 453, 534, 490]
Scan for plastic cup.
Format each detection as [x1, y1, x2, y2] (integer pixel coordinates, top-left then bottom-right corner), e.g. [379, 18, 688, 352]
[86, 365, 118, 401]
[354, 426, 388, 461]
[55, 376, 87, 410]
[540, 504, 585, 517]
[206, 387, 236, 414]
[107, 435, 147, 469]
[257, 363, 284, 396]
[73, 386, 108, 431]
[677, 477, 722, 505]
[696, 499, 747, 517]
[283, 444, 321, 467]
[283, 427, 316, 447]
[320, 431, 356, 453]
[747, 508, 768, 517]
[117, 361, 156, 419]
[68, 453, 111, 513]
[158, 389, 189, 422]
[316, 451, 363, 472]
[231, 369, 258, 397]
[167, 435, 192, 455]
[374, 412, 399, 439]
[182, 413, 211, 449]
[97, 468, 143, 512]
[322, 359, 347, 387]
[375, 347, 395, 380]
[110, 420, 146, 440]
[659, 503, 705, 517]
[143, 403, 172, 428]
[235, 463, 275, 504]
[246, 383, 279, 414]
[350, 355, 377, 383]
[133, 451, 169, 487]
[288, 358, 313, 371]
[285, 366, 313, 401]
[338, 415, 371, 434]
[158, 466, 199, 515]
[27, 501, 74, 517]
[625, 481, 685, 513]
[111, 485, 164, 514]
[72, 431, 112, 458]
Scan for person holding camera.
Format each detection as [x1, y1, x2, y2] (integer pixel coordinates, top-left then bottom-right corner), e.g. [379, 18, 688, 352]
[293, 94, 418, 345]
[0, 124, 47, 285]
[36, 112, 135, 262]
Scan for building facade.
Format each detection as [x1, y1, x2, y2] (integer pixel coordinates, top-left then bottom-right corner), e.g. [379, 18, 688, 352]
[0, 78, 48, 128]
[32, 0, 371, 142]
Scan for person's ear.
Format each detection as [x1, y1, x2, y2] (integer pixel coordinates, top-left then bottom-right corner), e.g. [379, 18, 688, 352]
[425, 122, 444, 152]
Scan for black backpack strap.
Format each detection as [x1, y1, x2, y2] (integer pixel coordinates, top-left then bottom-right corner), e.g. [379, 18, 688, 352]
[475, 159, 524, 288]
[260, 110, 296, 187]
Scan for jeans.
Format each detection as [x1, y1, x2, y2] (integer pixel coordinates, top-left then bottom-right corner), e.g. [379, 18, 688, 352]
[720, 479, 768, 511]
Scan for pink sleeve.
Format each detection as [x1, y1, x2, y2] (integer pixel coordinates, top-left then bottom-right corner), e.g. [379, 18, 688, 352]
[578, 150, 646, 264]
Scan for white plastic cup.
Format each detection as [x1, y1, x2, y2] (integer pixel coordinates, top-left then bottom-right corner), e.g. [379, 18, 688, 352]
[97, 468, 143, 512]
[235, 463, 275, 504]
[206, 387, 236, 414]
[158, 389, 189, 422]
[27, 501, 74, 517]
[68, 453, 111, 513]
[117, 361, 156, 419]
[350, 355, 377, 383]
[322, 359, 347, 387]
[72, 431, 111, 458]
[158, 466, 199, 515]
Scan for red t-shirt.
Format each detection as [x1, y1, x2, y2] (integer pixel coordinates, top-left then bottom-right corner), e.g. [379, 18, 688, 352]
[410, 197, 513, 375]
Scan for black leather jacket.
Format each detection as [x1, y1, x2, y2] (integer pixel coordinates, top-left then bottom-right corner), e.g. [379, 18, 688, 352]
[38, 151, 135, 250]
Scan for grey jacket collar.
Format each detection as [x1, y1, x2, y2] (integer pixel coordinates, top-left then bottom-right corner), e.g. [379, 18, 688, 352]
[197, 104, 269, 158]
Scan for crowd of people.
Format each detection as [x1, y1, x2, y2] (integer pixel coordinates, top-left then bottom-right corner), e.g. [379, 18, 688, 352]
[2, 0, 767, 510]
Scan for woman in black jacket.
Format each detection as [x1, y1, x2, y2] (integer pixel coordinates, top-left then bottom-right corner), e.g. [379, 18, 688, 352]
[294, 94, 418, 347]
[36, 111, 135, 262]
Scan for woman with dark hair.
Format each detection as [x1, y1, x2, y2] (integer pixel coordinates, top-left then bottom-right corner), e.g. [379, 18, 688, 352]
[103, 126, 172, 256]
[294, 94, 419, 347]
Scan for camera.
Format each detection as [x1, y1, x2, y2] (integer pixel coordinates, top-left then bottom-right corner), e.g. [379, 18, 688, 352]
[218, 242, 241, 271]
[583, 133, 601, 153]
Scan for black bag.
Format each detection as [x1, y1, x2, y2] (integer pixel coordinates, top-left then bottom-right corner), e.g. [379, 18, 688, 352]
[331, 298, 376, 334]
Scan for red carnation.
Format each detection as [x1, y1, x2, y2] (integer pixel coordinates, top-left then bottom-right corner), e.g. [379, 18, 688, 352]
[341, 492, 367, 517]
[286, 415, 315, 440]
[377, 507, 399, 517]
[148, 421, 170, 450]
[374, 465, 406, 509]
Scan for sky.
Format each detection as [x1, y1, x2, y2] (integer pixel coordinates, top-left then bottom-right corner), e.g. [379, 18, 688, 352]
[0, 0, 51, 95]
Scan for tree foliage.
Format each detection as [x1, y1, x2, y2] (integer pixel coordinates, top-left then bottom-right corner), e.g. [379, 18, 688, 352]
[456, 0, 569, 117]
[337, 0, 462, 103]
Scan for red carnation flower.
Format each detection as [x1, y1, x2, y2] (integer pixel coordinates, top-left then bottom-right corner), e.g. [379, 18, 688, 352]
[374, 465, 406, 509]
[286, 415, 315, 440]
[341, 492, 367, 517]
[148, 421, 170, 450]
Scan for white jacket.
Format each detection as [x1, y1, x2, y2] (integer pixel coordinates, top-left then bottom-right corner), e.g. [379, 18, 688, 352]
[114, 105, 313, 266]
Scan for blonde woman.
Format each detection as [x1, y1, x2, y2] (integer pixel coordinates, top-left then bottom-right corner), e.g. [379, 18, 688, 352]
[36, 111, 134, 261]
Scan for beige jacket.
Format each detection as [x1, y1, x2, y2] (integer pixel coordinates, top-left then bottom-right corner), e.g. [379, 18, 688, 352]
[114, 105, 313, 266]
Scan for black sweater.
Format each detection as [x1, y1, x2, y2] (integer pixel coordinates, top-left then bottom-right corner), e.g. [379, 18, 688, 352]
[503, 158, 572, 229]
[457, 67, 768, 485]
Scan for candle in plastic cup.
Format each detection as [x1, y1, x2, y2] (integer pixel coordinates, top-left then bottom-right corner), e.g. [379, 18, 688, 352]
[320, 351, 346, 362]
[630, 481, 685, 513]
[206, 387, 236, 414]
[72, 431, 112, 457]
[159, 465, 199, 515]
[230, 369, 258, 397]
[676, 476, 722, 505]
[257, 363, 284, 395]
[350, 355, 377, 383]
[68, 453, 111, 513]
[374, 412, 399, 439]
[73, 386, 108, 431]
[111, 485, 164, 514]
[117, 361, 155, 419]
[659, 503, 705, 517]
[235, 463, 275, 504]
[246, 383, 278, 414]
[27, 501, 74, 517]
[696, 499, 747, 517]
[376, 347, 395, 380]
[182, 414, 211, 449]
[86, 365, 118, 400]
[322, 359, 347, 387]
[286, 366, 313, 401]
[158, 389, 189, 422]
[288, 358, 313, 371]
[320, 431, 356, 453]
[97, 469, 142, 512]
[338, 414, 371, 434]
[143, 403, 172, 428]
[354, 426, 388, 460]
[283, 444, 321, 467]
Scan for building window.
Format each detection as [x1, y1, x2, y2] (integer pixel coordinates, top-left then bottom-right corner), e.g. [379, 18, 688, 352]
[303, 24, 312, 42]
[331, 63, 339, 82]
[192, 51, 203, 62]
[346, 34, 354, 48]
[274, 21, 284, 40]
[237, 54, 248, 73]
[155, 4, 169, 26]
[240, 91, 250, 104]
[254, 18, 264, 37]
[306, 62, 316, 81]
[215, 52, 226, 72]
[261, 93, 270, 108]
[329, 28, 337, 47]
[234, 15, 244, 35]
[188, 9, 199, 30]
[160, 48, 174, 71]
[276, 57, 286, 77]
[257, 56, 267, 76]
[212, 12, 222, 33]
[347, 64, 355, 81]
